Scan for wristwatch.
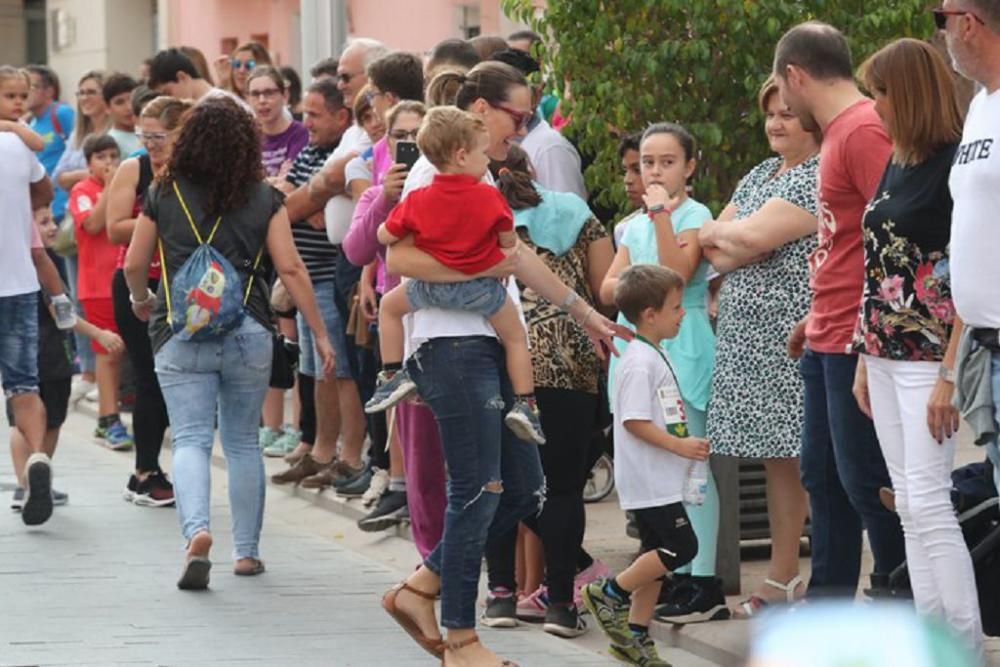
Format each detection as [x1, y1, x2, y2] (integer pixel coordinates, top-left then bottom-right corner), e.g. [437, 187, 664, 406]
[648, 203, 670, 215]
[939, 365, 956, 383]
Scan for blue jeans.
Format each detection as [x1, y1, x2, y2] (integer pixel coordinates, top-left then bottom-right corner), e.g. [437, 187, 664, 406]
[799, 350, 905, 595]
[63, 254, 95, 375]
[987, 354, 1000, 492]
[296, 279, 351, 380]
[0, 292, 40, 397]
[154, 317, 272, 559]
[408, 336, 545, 629]
[407, 278, 508, 318]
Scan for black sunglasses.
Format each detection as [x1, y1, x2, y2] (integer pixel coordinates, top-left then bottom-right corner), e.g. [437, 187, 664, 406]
[932, 8, 986, 29]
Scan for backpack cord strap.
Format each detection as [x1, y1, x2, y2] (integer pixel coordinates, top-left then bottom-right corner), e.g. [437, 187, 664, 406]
[243, 245, 265, 305]
[158, 239, 172, 325]
[171, 180, 222, 244]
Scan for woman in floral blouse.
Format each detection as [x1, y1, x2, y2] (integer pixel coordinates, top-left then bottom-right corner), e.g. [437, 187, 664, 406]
[852, 38, 982, 656]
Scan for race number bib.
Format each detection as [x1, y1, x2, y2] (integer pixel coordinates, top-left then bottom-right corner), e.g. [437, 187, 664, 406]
[656, 382, 688, 438]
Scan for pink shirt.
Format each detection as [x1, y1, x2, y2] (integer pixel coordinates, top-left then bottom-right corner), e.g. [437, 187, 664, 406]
[807, 99, 892, 353]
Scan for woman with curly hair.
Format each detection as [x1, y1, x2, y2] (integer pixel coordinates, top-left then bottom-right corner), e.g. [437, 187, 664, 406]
[124, 96, 334, 590]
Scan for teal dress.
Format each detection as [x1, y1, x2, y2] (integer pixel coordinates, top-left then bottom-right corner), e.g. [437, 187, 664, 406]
[610, 198, 715, 413]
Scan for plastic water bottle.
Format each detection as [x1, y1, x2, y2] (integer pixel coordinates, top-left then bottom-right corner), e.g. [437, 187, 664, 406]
[51, 294, 77, 330]
[684, 461, 708, 505]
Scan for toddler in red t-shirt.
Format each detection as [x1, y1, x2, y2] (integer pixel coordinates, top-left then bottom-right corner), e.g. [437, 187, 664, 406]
[364, 106, 544, 445]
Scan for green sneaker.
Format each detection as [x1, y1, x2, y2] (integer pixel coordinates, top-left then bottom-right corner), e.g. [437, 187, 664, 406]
[609, 633, 672, 666]
[580, 579, 632, 647]
[259, 426, 280, 451]
[263, 426, 301, 458]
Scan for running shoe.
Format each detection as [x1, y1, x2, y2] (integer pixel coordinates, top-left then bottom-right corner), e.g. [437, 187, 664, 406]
[543, 604, 587, 638]
[574, 559, 613, 609]
[516, 586, 549, 621]
[608, 632, 672, 666]
[70, 378, 96, 406]
[258, 426, 279, 451]
[504, 398, 546, 444]
[22, 453, 53, 526]
[133, 471, 175, 507]
[580, 579, 632, 646]
[123, 474, 139, 502]
[12, 486, 67, 510]
[481, 587, 518, 628]
[364, 370, 418, 414]
[357, 490, 407, 532]
[263, 426, 302, 458]
[654, 576, 730, 624]
[98, 421, 134, 451]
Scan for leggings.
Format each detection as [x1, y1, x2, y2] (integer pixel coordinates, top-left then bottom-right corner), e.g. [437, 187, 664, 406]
[486, 388, 597, 603]
[111, 270, 169, 472]
[673, 403, 719, 577]
[298, 372, 316, 445]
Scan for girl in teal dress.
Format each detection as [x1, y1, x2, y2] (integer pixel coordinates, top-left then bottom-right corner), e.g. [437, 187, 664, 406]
[600, 122, 726, 622]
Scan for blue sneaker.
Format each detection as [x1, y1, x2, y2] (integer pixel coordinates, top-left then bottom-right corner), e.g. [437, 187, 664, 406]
[364, 370, 418, 414]
[504, 398, 546, 445]
[102, 421, 134, 451]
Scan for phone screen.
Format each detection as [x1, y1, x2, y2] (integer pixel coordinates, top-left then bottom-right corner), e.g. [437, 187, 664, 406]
[396, 141, 420, 171]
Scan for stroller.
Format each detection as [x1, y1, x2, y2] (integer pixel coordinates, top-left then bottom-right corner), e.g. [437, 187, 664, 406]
[884, 459, 1000, 636]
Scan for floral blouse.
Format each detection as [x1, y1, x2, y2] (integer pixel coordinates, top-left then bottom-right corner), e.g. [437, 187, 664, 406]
[855, 143, 958, 361]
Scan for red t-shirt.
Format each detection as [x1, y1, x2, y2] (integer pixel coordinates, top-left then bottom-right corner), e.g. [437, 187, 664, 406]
[71, 176, 121, 301]
[384, 173, 513, 274]
[114, 196, 161, 279]
[806, 99, 892, 353]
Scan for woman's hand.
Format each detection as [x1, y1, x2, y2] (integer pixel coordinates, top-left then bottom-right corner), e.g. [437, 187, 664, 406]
[699, 218, 723, 248]
[131, 298, 153, 322]
[315, 335, 336, 377]
[359, 274, 379, 322]
[642, 184, 682, 216]
[927, 376, 959, 444]
[787, 317, 808, 359]
[852, 355, 872, 419]
[213, 55, 232, 87]
[575, 307, 633, 360]
[382, 164, 408, 203]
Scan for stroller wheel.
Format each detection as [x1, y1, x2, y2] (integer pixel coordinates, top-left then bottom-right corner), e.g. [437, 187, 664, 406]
[583, 453, 614, 503]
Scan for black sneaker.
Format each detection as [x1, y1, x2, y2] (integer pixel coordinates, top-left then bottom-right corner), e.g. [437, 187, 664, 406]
[657, 574, 693, 606]
[542, 604, 587, 638]
[481, 588, 518, 628]
[123, 474, 139, 502]
[335, 464, 373, 495]
[357, 490, 407, 532]
[22, 453, 53, 526]
[654, 577, 730, 624]
[133, 471, 175, 507]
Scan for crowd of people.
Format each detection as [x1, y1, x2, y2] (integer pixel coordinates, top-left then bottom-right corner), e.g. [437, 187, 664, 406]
[2, 2, 999, 664]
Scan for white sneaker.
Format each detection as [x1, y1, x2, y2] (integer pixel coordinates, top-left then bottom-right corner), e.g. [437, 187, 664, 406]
[70, 378, 96, 406]
[84, 387, 99, 403]
[362, 468, 389, 507]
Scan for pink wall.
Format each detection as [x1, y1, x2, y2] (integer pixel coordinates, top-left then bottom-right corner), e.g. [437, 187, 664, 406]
[165, 0, 301, 68]
[347, 0, 502, 53]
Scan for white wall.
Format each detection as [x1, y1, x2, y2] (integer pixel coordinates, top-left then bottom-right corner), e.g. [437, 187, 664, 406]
[0, 0, 26, 67]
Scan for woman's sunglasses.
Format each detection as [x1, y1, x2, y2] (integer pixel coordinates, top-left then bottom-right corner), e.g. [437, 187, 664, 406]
[232, 59, 257, 71]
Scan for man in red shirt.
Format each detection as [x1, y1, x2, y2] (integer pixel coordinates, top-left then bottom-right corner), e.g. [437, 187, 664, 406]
[773, 22, 905, 597]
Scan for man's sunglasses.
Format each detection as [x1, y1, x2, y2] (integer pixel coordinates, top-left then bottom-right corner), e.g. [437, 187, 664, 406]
[932, 8, 985, 29]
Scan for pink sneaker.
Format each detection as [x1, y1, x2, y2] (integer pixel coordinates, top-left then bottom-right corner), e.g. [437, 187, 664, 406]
[574, 559, 612, 609]
[516, 586, 549, 621]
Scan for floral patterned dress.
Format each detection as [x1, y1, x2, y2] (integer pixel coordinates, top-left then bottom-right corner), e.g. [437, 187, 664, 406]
[707, 156, 818, 459]
[854, 143, 959, 361]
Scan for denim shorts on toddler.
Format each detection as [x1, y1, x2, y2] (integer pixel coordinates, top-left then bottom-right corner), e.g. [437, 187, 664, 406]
[406, 277, 507, 318]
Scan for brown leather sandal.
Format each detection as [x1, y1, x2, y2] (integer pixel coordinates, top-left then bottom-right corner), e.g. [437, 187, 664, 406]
[382, 582, 444, 658]
[441, 634, 518, 667]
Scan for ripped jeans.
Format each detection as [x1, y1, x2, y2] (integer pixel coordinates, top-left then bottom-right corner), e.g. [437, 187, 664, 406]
[408, 336, 545, 629]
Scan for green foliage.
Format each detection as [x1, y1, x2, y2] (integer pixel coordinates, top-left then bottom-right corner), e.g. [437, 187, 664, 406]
[503, 0, 934, 216]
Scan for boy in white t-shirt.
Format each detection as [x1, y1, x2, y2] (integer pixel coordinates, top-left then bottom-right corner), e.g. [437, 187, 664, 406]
[581, 264, 710, 665]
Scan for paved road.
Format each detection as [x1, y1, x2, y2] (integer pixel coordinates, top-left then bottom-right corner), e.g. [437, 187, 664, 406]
[0, 410, 629, 667]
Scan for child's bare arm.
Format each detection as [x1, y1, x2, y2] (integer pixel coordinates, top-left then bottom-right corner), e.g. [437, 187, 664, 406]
[0, 121, 44, 151]
[72, 316, 124, 354]
[623, 419, 710, 461]
[377, 222, 402, 246]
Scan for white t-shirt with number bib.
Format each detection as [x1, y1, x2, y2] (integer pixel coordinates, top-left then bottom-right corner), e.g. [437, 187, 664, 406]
[611, 338, 688, 510]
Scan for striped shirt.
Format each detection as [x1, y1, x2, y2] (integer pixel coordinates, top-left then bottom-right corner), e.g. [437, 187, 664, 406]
[286, 142, 338, 283]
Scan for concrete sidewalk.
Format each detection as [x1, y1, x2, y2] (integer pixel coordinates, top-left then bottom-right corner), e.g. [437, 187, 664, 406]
[0, 408, 715, 667]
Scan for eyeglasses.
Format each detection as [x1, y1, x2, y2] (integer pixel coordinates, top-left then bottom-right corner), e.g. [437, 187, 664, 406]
[232, 58, 257, 71]
[364, 90, 385, 105]
[135, 130, 171, 144]
[490, 103, 533, 131]
[389, 129, 419, 141]
[337, 71, 364, 85]
[76, 89, 100, 98]
[932, 8, 986, 29]
[248, 88, 282, 100]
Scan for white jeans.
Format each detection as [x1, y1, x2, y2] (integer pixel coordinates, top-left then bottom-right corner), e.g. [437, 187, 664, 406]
[865, 356, 983, 656]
